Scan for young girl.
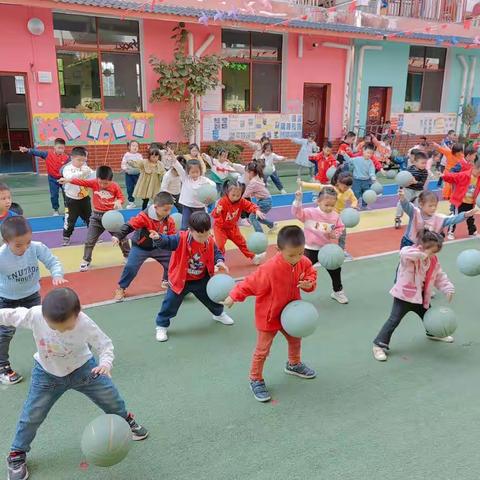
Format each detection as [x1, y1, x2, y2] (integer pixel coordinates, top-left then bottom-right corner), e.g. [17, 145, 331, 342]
[261, 142, 287, 194]
[184, 143, 207, 174]
[203, 150, 239, 193]
[121, 140, 142, 209]
[243, 162, 276, 234]
[293, 133, 319, 178]
[212, 180, 266, 265]
[161, 155, 185, 213]
[292, 187, 347, 304]
[129, 147, 165, 210]
[246, 135, 270, 161]
[160, 141, 177, 170]
[372, 230, 455, 362]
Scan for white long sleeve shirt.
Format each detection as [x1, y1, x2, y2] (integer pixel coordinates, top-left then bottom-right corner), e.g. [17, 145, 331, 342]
[62, 163, 94, 200]
[173, 160, 216, 208]
[260, 152, 285, 173]
[160, 169, 182, 195]
[0, 306, 114, 377]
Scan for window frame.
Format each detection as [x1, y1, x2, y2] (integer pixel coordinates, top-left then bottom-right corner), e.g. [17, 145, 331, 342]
[53, 13, 142, 112]
[221, 30, 282, 114]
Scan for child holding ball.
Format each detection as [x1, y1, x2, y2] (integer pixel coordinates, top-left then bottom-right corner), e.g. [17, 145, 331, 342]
[372, 230, 454, 362]
[223, 226, 317, 402]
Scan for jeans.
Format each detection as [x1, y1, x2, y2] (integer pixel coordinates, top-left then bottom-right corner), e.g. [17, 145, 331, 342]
[0, 292, 41, 368]
[449, 203, 477, 235]
[392, 156, 408, 171]
[156, 276, 223, 328]
[400, 236, 414, 249]
[249, 198, 274, 232]
[125, 173, 139, 203]
[47, 175, 65, 211]
[265, 171, 284, 192]
[304, 248, 343, 292]
[338, 230, 347, 250]
[118, 245, 171, 287]
[63, 196, 91, 238]
[297, 166, 314, 178]
[180, 205, 205, 231]
[352, 179, 372, 208]
[11, 357, 128, 453]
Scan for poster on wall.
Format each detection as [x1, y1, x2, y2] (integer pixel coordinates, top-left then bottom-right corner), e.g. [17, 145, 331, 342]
[391, 113, 457, 135]
[32, 112, 155, 146]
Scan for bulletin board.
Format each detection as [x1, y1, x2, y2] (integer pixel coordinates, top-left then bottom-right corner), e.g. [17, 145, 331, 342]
[392, 112, 457, 135]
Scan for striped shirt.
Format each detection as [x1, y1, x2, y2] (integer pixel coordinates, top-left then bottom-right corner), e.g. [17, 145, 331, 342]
[408, 165, 429, 191]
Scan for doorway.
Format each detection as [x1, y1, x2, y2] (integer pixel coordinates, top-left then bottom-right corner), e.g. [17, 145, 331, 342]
[0, 74, 34, 173]
[366, 86, 392, 135]
[302, 83, 329, 145]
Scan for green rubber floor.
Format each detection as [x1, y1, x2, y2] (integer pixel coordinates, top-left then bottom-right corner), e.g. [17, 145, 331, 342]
[1, 240, 480, 480]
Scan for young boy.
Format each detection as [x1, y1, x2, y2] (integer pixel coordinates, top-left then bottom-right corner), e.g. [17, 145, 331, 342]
[336, 131, 359, 164]
[0, 183, 16, 224]
[59, 166, 130, 271]
[223, 225, 317, 402]
[61, 146, 94, 246]
[1, 287, 148, 480]
[310, 141, 336, 184]
[19, 138, 69, 216]
[0, 216, 66, 386]
[150, 211, 234, 342]
[112, 192, 176, 301]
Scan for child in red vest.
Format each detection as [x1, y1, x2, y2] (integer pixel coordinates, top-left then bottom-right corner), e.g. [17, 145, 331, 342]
[212, 180, 266, 265]
[310, 141, 337, 184]
[112, 192, 176, 301]
[20, 138, 69, 216]
[224, 225, 317, 402]
[150, 211, 234, 342]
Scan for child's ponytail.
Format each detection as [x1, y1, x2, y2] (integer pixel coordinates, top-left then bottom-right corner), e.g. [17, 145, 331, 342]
[245, 161, 264, 178]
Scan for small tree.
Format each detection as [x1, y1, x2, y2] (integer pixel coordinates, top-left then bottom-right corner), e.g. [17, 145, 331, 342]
[461, 104, 478, 141]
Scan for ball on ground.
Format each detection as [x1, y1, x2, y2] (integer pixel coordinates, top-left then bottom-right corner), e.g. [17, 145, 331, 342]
[171, 212, 182, 231]
[263, 164, 274, 177]
[206, 274, 235, 303]
[326, 166, 337, 180]
[362, 189, 377, 205]
[395, 170, 414, 187]
[101, 210, 124, 232]
[81, 414, 132, 467]
[423, 306, 457, 338]
[385, 169, 397, 179]
[317, 243, 345, 270]
[281, 300, 319, 338]
[247, 232, 268, 254]
[195, 183, 218, 205]
[340, 207, 360, 228]
[371, 181, 384, 195]
[456, 249, 480, 277]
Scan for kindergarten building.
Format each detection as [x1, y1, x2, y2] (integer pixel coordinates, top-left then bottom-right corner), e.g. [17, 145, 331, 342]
[1, 0, 480, 173]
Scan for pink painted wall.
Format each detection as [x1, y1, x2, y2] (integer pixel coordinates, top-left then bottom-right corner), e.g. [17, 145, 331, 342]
[0, 5, 60, 115]
[286, 34, 348, 140]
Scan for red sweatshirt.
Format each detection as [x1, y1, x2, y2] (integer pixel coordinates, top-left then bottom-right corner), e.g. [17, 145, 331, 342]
[311, 152, 337, 183]
[212, 196, 258, 229]
[29, 148, 69, 178]
[70, 178, 124, 212]
[442, 170, 480, 207]
[229, 252, 317, 331]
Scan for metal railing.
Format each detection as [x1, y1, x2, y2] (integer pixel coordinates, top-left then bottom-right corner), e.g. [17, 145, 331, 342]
[385, 0, 466, 23]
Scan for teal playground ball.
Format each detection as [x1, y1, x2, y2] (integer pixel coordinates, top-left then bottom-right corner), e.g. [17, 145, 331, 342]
[171, 212, 182, 231]
[317, 243, 345, 270]
[326, 166, 337, 180]
[81, 414, 132, 467]
[340, 208, 360, 228]
[395, 170, 414, 187]
[263, 164, 274, 177]
[195, 183, 217, 204]
[385, 169, 397, 179]
[281, 300, 319, 338]
[101, 210, 124, 232]
[206, 274, 235, 303]
[362, 189, 377, 205]
[371, 181, 384, 195]
[247, 232, 268, 254]
[456, 249, 480, 277]
[423, 306, 457, 338]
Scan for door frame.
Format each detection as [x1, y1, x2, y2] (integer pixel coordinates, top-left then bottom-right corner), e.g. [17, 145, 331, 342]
[302, 82, 331, 143]
[366, 86, 392, 128]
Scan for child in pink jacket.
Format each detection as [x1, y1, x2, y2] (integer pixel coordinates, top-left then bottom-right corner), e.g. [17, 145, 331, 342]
[373, 229, 455, 361]
[292, 186, 347, 304]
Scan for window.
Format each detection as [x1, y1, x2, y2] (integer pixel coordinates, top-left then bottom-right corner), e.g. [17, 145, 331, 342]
[14, 76, 25, 95]
[221, 30, 282, 112]
[53, 13, 141, 111]
[404, 46, 446, 112]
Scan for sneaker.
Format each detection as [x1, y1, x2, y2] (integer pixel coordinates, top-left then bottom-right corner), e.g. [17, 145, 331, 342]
[213, 312, 234, 325]
[0, 365, 23, 385]
[114, 288, 125, 302]
[52, 210, 59, 216]
[331, 290, 349, 304]
[280, 189, 287, 195]
[394, 217, 402, 229]
[126, 414, 149, 441]
[155, 327, 168, 342]
[344, 251, 353, 261]
[427, 334, 454, 343]
[284, 362, 316, 379]
[161, 280, 169, 290]
[7, 452, 28, 480]
[447, 232, 455, 240]
[372, 345, 387, 361]
[79, 261, 90, 272]
[249, 380, 271, 402]
[62, 237, 70, 246]
[126, 202, 136, 209]
[268, 223, 278, 235]
[252, 252, 266, 265]
[469, 232, 479, 238]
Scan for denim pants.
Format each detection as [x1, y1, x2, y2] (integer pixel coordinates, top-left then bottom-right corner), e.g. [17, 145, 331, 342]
[352, 179, 372, 208]
[338, 230, 347, 250]
[392, 156, 408, 171]
[249, 198, 274, 232]
[11, 357, 127, 453]
[156, 276, 223, 328]
[125, 173, 139, 203]
[0, 292, 41, 368]
[180, 205, 205, 231]
[265, 171, 284, 192]
[47, 175, 65, 211]
[400, 235, 414, 249]
[118, 245, 172, 287]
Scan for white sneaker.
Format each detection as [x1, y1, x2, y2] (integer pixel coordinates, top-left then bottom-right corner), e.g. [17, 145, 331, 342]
[80, 261, 90, 272]
[469, 232, 479, 238]
[268, 223, 278, 234]
[280, 189, 287, 194]
[213, 312, 234, 325]
[372, 345, 387, 361]
[156, 327, 168, 342]
[52, 210, 59, 216]
[252, 252, 266, 265]
[331, 290, 349, 304]
[344, 251, 353, 260]
[427, 335, 454, 343]
[447, 232, 455, 240]
[126, 202, 136, 209]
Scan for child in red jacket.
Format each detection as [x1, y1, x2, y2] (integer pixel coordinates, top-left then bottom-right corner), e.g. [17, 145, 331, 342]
[212, 180, 266, 265]
[310, 141, 337, 184]
[112, 192, 176, 301]
[224, 225, 317, 402]
[150, 211, 234, 342]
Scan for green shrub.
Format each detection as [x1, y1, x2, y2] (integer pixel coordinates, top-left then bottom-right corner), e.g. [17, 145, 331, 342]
[206, 141, 245, 163]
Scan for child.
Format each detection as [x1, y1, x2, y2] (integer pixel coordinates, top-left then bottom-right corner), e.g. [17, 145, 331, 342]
[394, 151, 430, 229]
[160, 141, 177, 170]
[223, 225, 317, 402]
[246, 135, 270, 161]
[61, 146, 94, 246]
[112, 192, 176, 301]
[260, 142, 287, 194]
[432, 142, 465, 199]
[310, 141, 336, 185]
[59, 166, 130, 271]
[184, 143, 207, 173]
[203, 150, 239, 193]
[293, 133, 319, 178]
[121, 140, 142, 209]
[336, 131, 358, 164]
[150, 211, 234, 342]
[212, 180, 266, 265]
[19, 138, 69, 216]
[372, 230, 455, 362]
[243, 161, 276, 234]
[442, 158, 480, 239]
[2, 288, 148, 480]
[0, 183, 16, 226]
[160, 155, 185, 213]
[292, 186, 347, 303]
[129, 147, 165, 210]
[0, 216, 66, 386]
